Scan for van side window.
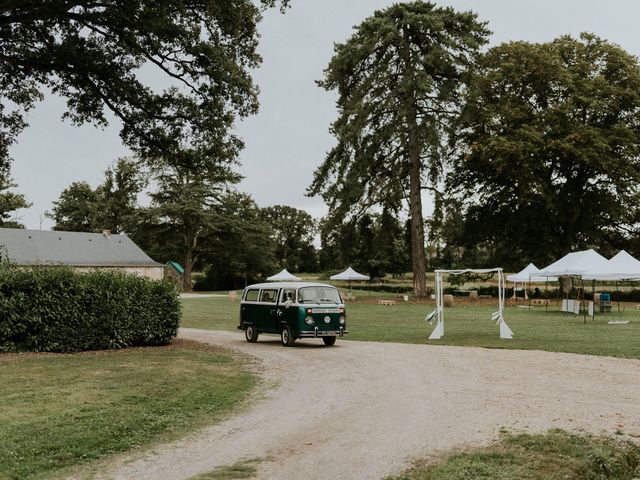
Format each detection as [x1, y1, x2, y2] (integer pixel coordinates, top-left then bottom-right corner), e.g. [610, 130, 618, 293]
[260, 289, 278, 303]
[280, 289, 296, 304]
[245, 289, 259, 302]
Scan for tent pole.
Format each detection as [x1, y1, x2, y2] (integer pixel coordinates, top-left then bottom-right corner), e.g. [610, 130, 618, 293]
[592, 280, 596, 322]
[545, 277, 549, 313]
[616, 281, 621, 320]
[581, 278, 586, 325]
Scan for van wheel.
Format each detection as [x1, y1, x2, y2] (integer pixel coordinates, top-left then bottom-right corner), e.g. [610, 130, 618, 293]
[280, 326, 295, 347]
[322, 336, 336, 346]
[245, 325, 259, 343]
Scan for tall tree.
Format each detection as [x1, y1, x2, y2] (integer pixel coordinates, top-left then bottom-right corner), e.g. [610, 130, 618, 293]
[374, 208, 410, 277]
[0, 170, 30, 228]
[48, 159, 145, 233]
[309, 2, 489, 296]
[94, 158, 145, 234]
[47, 181, 97, 232]
[199, 192, 276, 290]
[259, 205, 317, 272]
[149, 157, 239, 291]
[319, 210, 409, 278]
[451, 34, 640, 268]
[0, 0, 288, 172]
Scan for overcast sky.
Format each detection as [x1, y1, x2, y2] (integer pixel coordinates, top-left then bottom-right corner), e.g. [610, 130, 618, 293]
[9, 0, 640, 229]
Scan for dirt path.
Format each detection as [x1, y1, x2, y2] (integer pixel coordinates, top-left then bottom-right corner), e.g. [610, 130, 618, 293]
[92, 329, 640, 480]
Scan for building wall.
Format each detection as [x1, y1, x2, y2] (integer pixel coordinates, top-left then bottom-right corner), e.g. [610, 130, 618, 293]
[70, 266, 165, 280]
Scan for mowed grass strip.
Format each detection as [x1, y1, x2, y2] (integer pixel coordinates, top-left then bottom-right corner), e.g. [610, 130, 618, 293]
[181, 296, 640, 358]
[189, 459, 260, 480]
[0, 340, 255, 480]
[388, 430, 640, 480]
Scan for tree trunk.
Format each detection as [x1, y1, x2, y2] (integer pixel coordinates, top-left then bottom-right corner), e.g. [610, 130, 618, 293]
[183, 248, 193, 292]
[408, 150, 427, 296]
[400, 34, 427, 297]
[406, 111, 427, 297]
[182, 228, 196, 292]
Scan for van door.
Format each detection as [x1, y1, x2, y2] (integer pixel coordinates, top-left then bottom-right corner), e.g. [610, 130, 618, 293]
[241, 288, 261, 327]
[258, 288, 279, 333]
[279, 288, 298, 332]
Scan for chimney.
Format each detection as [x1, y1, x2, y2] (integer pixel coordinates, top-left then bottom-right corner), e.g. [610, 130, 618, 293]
[102, 229, 112, 238]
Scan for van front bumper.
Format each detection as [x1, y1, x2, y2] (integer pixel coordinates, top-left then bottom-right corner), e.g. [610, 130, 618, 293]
[298, 327, 348, 338]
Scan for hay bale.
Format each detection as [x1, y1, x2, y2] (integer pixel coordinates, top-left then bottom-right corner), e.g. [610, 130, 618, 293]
[469, 290, 478, 301]
[443, 294, 454, 307]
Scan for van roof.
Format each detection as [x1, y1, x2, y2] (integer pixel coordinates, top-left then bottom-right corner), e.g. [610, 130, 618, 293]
[245, 282, 336, 289]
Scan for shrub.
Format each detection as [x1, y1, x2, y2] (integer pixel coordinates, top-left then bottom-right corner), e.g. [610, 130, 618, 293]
[192, 271, 209, 291]
[0, 266, 181, 353]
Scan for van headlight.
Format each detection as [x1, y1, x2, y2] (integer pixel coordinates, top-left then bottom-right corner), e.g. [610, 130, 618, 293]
[305, 316, 315, 325]
[339, 316, 346, 325]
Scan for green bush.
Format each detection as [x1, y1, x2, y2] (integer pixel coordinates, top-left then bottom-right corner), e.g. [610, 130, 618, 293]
[0, 266, 181, 353]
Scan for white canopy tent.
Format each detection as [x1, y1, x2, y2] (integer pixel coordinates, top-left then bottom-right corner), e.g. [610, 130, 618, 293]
[426, 268, 513, 340]
[537, 249, 612, 278]
[537, 249, 640, 320]
[507, 263, 557, 301]
[583, 250, 640, 281]
[266, 269, 301, 282]
[330, 267, 370, 281]
[506, 263, 557, 283]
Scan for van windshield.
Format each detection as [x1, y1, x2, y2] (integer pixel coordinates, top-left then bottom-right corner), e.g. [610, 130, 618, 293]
[298, 286, 342, 305]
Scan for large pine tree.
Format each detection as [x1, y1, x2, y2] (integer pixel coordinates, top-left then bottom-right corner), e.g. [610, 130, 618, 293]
[309, 2, 489, 296]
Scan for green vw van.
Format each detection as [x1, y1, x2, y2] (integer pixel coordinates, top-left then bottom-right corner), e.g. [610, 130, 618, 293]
[238, 282, 348, 346]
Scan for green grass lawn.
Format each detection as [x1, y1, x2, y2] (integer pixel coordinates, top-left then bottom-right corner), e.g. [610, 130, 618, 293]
[182, 296, 640, 359]
[0, 340, 255, 480]
[388, 430, 640, 480]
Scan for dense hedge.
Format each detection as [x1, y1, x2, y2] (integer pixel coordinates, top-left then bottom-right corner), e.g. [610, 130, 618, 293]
[0, 266, 181, 353]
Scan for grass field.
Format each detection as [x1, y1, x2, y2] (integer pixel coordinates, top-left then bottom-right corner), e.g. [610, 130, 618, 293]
[182, 296, 640, 359]
[0, 340, 255, 480]
[388, 430, 640, 480]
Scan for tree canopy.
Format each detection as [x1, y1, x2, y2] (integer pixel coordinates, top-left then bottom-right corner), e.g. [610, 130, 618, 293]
[48, 181, 97, 232]
[197, 192, 277, 290]
[451, 33, 640, 268]
[0, 0, 288, 172]
[147, 154, 239, 290]
[0, 169, 30, 228]
[259, 205, 317, 272]
[309, 1, 489, 295]
[319, 209, 410, 279]
[47, 158, 144, 233]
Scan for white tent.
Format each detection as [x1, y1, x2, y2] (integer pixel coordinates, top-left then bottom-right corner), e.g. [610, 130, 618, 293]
[506, 263, 557, 283]
[583, 250, 640, 281]
[538, 249, 613, 278]
[330, 267, 370, 281]
[266, 269, 301, 282]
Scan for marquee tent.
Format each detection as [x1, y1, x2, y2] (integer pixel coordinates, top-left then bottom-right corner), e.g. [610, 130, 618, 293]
[537, 249, 613, 278]
[266, 269, 301, 282]
[536, 249, 640, 319]
[507, 263, 557, 283]
[583, 250, 640, 281]
[330, 267, 370, 281]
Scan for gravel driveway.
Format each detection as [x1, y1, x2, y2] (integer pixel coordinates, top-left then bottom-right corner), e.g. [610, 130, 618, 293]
[92, 329, 640, 480]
